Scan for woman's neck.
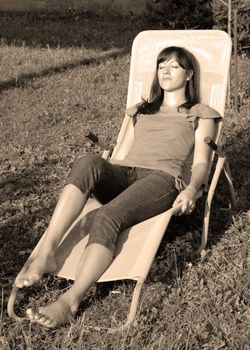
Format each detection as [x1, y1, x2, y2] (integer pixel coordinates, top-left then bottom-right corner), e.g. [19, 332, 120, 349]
[162, 90, 187, 108]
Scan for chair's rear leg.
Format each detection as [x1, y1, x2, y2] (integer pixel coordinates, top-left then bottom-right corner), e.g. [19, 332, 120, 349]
[223, 159, 237, 209]
[199, 157, 226, 254]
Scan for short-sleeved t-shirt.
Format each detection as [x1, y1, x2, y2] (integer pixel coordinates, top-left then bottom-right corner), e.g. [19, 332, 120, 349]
[111, 103, 221, 190]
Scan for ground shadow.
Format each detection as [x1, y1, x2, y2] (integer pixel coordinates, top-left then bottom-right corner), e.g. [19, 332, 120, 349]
[0, 11, 147, 94]
[0, 11, 148, 50]
[0, 1, 215, 51]
[0, 161, 60, 284]
[0, 47, 126, 93]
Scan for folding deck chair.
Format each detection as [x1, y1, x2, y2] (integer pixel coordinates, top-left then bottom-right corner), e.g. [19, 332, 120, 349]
[8, 30, 236, 330]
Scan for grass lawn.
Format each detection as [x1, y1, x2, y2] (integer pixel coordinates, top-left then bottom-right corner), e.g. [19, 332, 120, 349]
[0, 11, 249, 350]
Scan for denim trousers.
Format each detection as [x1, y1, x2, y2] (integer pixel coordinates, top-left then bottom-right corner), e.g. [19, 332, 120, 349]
[67, 154, 178, 252]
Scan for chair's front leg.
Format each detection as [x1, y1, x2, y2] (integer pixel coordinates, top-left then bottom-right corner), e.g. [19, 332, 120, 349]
[112, 276, 145, 332]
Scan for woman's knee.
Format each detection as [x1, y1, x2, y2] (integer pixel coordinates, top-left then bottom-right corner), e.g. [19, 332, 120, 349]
[67, 155, 107, 194]
[88, 205, 123, 252]
[73, 154, 106, 173]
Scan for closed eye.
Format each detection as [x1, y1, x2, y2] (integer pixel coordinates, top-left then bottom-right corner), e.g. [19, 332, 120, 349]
[159, 63, 179, 69]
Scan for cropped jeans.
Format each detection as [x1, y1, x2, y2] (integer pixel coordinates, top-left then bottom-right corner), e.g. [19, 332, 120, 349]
[67, 155, 178, 252]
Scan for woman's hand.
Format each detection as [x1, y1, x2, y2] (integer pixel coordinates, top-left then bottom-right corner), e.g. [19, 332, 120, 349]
[172, 185, 197, 215]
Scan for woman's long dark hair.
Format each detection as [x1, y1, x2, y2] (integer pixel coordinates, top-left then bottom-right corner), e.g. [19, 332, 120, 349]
[137, 46, 200, 114]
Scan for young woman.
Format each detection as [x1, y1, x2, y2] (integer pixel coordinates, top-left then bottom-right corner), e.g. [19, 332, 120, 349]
[14, 46, 221, 328]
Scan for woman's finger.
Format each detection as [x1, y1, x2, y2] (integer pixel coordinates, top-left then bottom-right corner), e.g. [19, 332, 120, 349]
[182, 202, 188, 213]
[174, 199, 196, 215]
[173, 196, 182, 206]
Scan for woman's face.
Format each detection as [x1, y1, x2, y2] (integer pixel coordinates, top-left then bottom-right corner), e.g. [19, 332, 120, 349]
[157, 56, 192, 92]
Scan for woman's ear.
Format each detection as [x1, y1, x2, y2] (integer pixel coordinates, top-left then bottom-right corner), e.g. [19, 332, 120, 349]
[186, 70, 193, 81]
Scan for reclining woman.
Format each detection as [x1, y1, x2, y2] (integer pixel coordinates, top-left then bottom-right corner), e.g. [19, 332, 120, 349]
[14, 46, 221, 328]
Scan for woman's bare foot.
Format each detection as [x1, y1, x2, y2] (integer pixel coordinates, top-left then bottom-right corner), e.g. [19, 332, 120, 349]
[26, 293, 78, 328]
[15, 252, 57, 288]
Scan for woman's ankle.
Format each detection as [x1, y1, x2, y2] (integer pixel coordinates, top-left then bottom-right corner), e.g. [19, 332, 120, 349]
[59, 290, 83, 313]
[37, 239, 59, 257]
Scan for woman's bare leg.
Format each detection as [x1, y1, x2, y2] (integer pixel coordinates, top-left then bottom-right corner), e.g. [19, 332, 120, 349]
[26, 243, 113, 328]
[15, 184, 88, 288]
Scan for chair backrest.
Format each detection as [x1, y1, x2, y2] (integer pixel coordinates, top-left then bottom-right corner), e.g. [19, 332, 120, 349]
[111, 30, 232, 161]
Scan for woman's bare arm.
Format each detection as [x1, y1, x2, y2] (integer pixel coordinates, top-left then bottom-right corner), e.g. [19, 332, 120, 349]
[173, 117, 218, 214]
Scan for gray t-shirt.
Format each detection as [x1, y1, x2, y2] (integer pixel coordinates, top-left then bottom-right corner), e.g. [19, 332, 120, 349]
[111, 103, 221, 190]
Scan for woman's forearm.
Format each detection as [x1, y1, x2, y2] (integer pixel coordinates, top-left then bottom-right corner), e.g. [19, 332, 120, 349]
[188, 162, 209, 191]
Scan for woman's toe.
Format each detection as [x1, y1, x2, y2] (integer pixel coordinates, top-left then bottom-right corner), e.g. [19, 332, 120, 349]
[26, 308, 37, 320]
[43, 318, 54, 327]
[23, 274, 39, 287]
[15, 278, 22, 288]
[37, 315, 49, 324]
[23, 280, 31, 287]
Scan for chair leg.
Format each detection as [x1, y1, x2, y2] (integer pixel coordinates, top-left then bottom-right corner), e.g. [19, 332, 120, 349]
[77, 277, 146, 332]
[199, 157, 225, 254]
[7, 285, 23, 322]
[117, 276, 145, 330]
[106, 276, 146, 332]
[223, 159, 237, 209]
[200, 155, 236, 254]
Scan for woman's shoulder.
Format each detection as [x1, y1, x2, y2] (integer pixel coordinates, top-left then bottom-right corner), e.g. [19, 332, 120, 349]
[126, 104, 140, 117]
[188, 103, 221, 119]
